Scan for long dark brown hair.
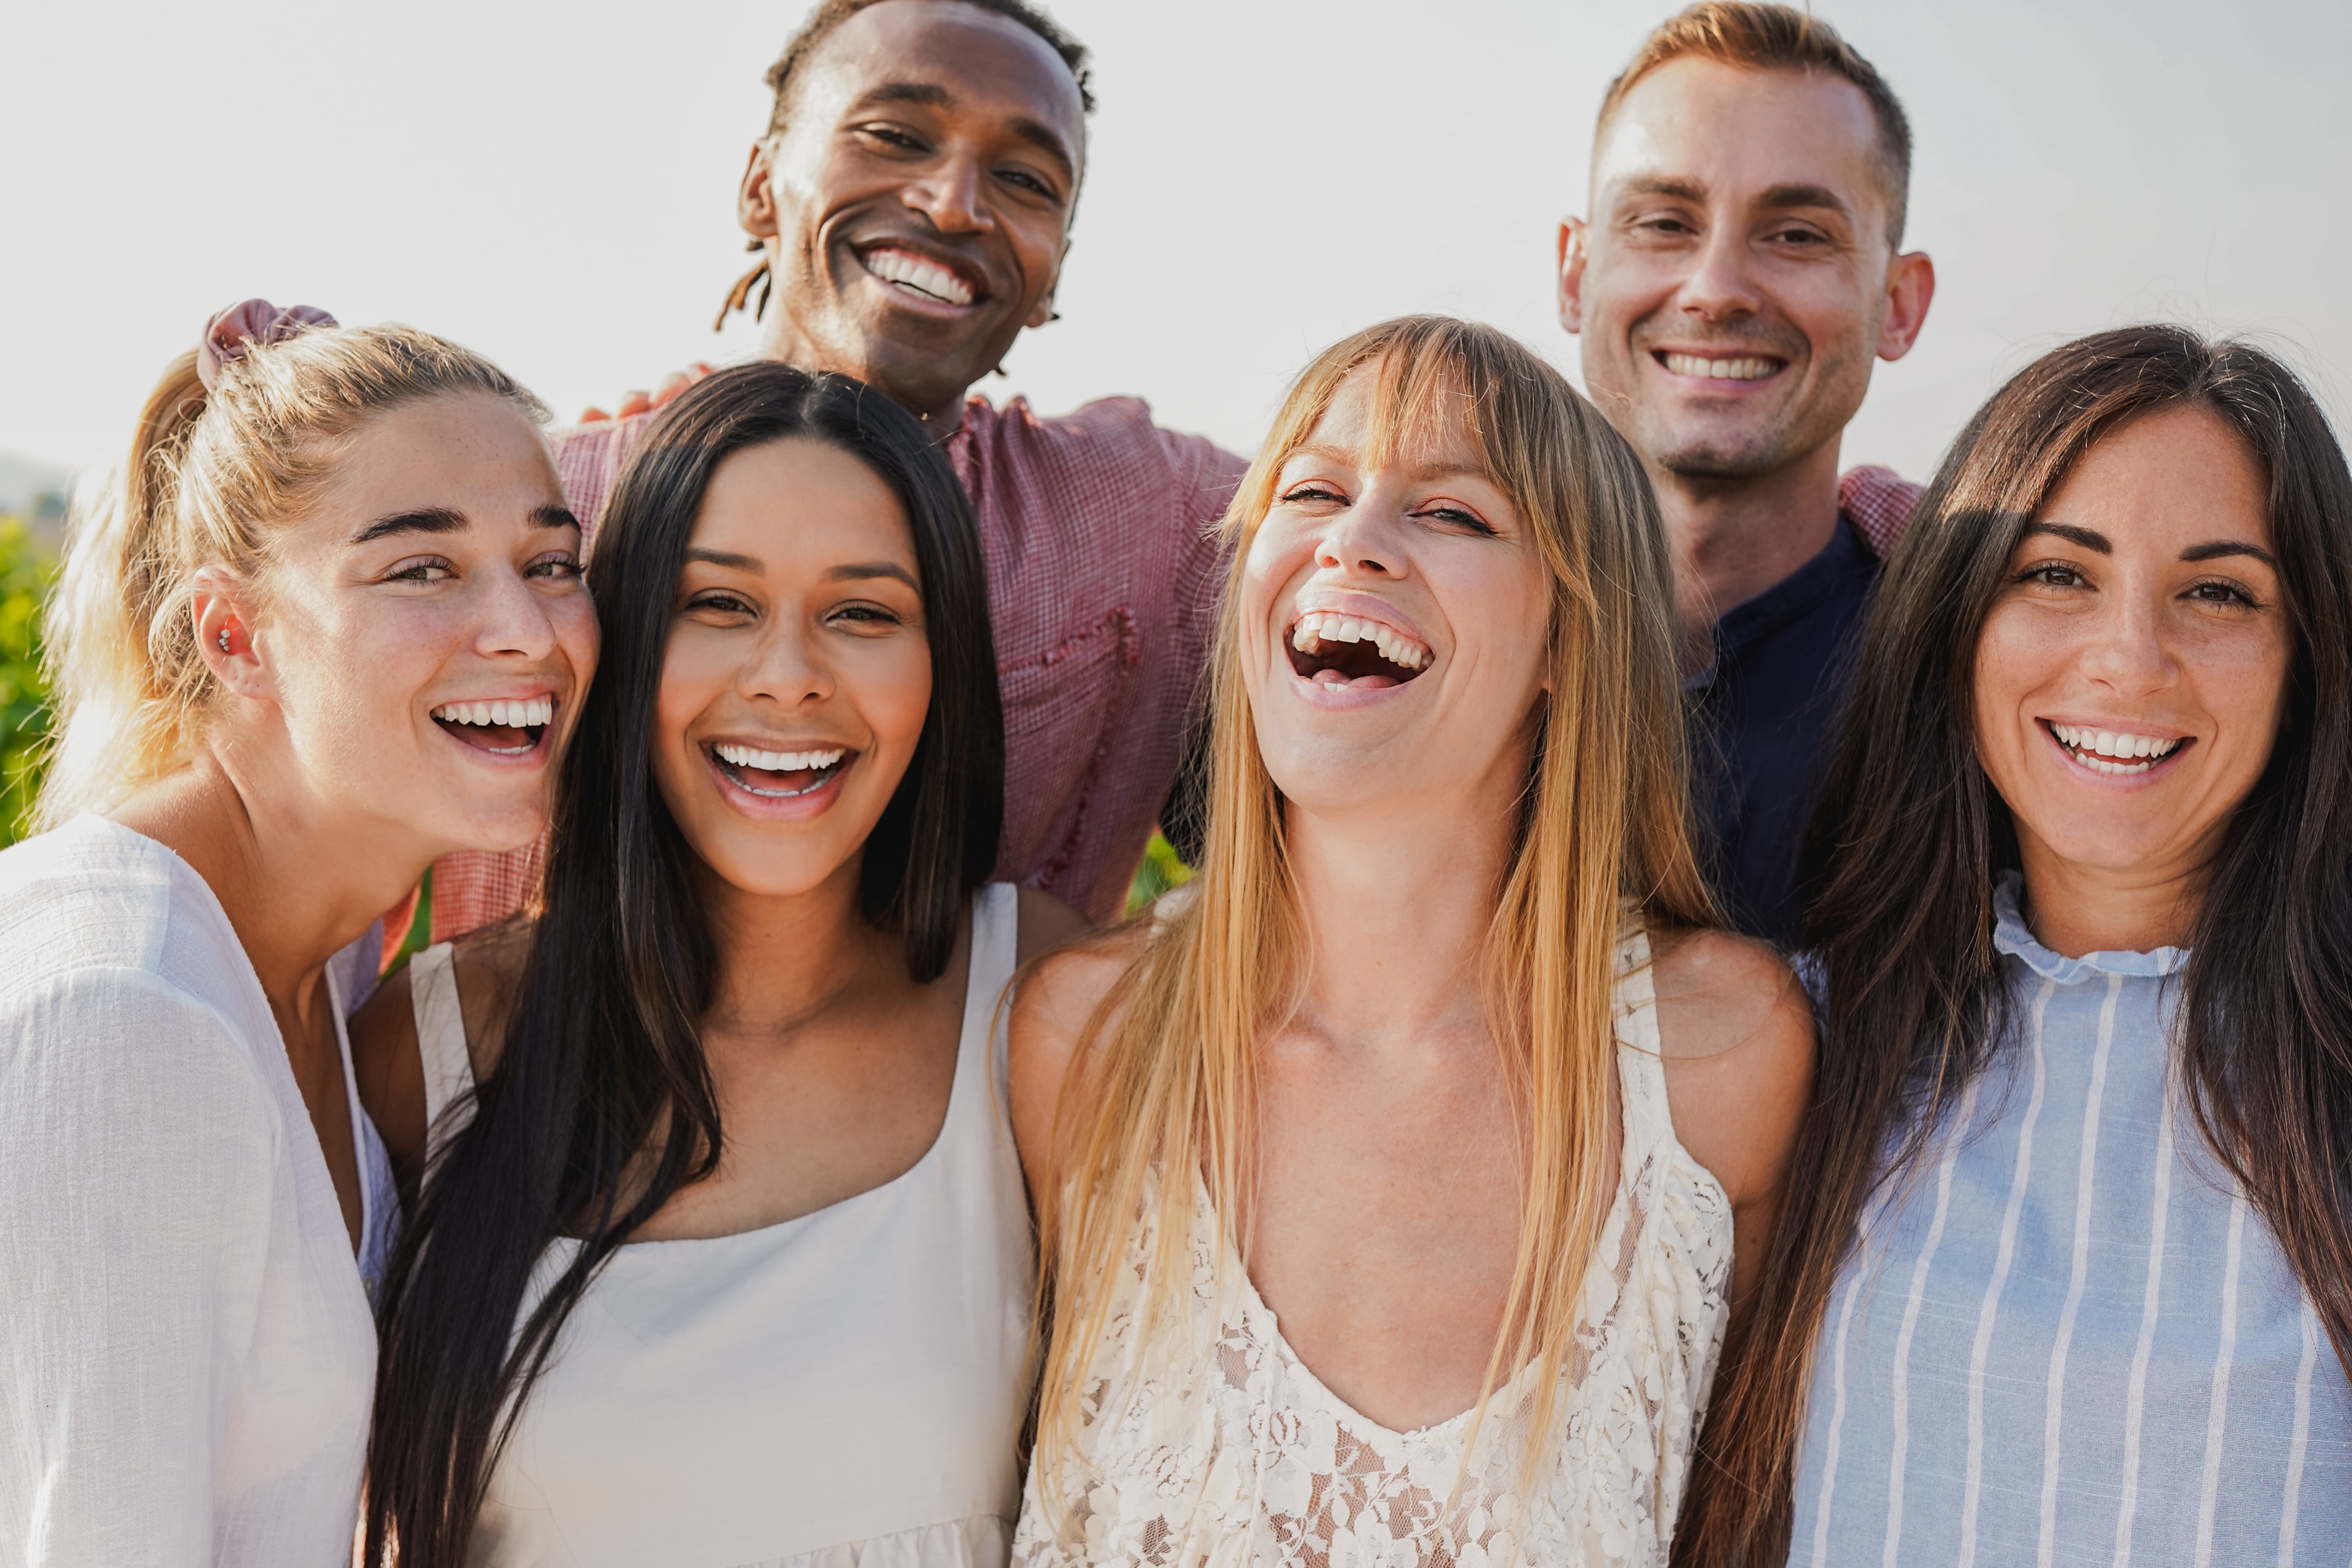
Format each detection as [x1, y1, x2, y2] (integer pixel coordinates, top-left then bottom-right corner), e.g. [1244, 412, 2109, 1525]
[1675, 324, 2352, 1564]
[362, 364, 1002, 1565]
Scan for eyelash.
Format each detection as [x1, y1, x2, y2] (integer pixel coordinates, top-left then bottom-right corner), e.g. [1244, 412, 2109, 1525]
[2017, 562, 2265, 609]
[385, 558, 453, 583]
[1276, 486, 1496, 535]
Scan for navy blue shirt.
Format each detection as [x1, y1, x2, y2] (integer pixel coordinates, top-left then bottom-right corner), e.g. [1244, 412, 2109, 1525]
[1686, 515, 1879, 948]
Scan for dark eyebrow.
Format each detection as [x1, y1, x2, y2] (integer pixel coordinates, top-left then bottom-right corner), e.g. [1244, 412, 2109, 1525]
[532, 505, 581, 534]
[685, 546, 762, 571]
[2180, 539, 2278, 568]
[2022, 521, 2112, 554]
[1757, 182, 1853, 219]
[850, 81, 1075, 179]
[1620, 176, 1707, 204]
[351, 507, 465, 545]
[826, 561, 920, 590]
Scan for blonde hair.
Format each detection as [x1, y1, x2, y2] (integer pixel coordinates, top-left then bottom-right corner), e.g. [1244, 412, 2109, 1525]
[36, 323, 546, 828]
[1032, 317, 1713, 1494]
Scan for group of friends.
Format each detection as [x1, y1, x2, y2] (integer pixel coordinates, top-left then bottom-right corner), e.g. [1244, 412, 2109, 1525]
[2, 1, 2348, 1564]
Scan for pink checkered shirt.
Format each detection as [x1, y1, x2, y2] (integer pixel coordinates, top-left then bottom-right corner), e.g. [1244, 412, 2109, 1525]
[428, 393, 1247, 938]
[425, 399, 1924, 943]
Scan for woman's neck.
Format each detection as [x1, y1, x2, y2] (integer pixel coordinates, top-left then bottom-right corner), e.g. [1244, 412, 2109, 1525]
[1283, 778, 1522, 1050]
[114, 744, 431, 1018]
[2014, 830, 2207, 957]
[695, 858, 910, 1034]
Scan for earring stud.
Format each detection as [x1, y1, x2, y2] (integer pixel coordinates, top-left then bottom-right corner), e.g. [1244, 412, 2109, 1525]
[218, 626, 232, 653]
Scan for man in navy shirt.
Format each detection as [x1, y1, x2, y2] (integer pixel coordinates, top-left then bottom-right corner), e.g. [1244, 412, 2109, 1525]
[1559, 1, 1935, 945]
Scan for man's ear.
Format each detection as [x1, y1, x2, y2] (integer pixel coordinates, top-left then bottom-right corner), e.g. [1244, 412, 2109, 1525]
[738, 139, 781, 241]
[1557, 218, 1591, 334]
[1024, 237, 1070, 330]
[1877, 250, 1936, 362]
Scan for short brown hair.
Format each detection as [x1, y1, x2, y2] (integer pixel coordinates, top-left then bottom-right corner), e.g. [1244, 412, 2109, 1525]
[1596, 2, 1913, 247]
[763, 0, 1095, 135]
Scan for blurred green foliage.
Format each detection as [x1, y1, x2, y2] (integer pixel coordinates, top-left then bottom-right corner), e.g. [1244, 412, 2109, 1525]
[1125, 828, 1194, 915]
[0, 517, 54, 845]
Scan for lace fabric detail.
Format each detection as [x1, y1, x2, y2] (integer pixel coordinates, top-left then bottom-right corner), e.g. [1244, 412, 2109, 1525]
[1012, 928, 1734, 1568]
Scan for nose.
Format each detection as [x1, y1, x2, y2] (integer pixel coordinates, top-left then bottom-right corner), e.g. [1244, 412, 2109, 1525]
[902, 148, 989, 236]
[738, 617, 836, 708]
[1675, 225, 1763, 325]
[1314, 502, 1407, 580]
[2078, 590, 2177, 696]
[471, 563, 560, 663]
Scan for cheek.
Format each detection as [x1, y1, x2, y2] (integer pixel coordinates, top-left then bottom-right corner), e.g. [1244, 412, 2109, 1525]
[653, 629, 729, 772]
[858, 639, 934, 756]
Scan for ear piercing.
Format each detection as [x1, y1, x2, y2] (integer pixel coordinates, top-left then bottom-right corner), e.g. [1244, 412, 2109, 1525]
[218, 626, 233, 653]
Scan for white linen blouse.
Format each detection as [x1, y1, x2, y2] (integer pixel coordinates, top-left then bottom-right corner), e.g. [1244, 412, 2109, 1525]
[0, 814, 391, 1566]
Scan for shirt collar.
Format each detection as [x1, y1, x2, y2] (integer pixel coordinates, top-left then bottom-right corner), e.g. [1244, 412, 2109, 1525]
[1991, 870, 2191, 981]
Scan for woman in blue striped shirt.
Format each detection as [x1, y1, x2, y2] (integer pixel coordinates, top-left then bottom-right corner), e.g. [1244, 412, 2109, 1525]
[1675, 324, 2352, 1567]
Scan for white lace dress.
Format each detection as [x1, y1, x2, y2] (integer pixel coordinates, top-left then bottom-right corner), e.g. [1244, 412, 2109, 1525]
[1011, 927, 1734, 1568]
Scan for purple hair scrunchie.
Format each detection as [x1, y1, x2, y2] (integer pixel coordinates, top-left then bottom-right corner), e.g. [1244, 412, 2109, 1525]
[195, 299, 338, 392]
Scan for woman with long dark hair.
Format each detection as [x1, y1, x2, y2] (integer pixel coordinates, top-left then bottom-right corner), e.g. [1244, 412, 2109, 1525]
[1675, 325, 2352, 1564]
[354, 363, 1079, 1566]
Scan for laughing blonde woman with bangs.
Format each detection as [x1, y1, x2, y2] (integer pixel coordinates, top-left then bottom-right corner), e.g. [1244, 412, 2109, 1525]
[1008, 317, 1813, 1567]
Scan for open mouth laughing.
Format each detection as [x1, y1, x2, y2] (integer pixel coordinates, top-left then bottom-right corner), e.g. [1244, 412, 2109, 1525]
[2046, 720, 2189, 777]
[1287, 610, 1433, 690]
[433, 696, 554, 759]
[857, 244, 986, 311]
[708, 741, 853, 799]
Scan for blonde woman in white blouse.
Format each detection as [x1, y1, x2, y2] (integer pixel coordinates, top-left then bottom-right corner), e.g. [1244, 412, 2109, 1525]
[0, 301, 595, 1566]
[1009, 319, 1815, 1567]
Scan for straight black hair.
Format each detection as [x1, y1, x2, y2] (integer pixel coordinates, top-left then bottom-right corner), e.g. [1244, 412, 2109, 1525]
[1675, 324, 2352, 1564]
[362, 363, 1001, 1565]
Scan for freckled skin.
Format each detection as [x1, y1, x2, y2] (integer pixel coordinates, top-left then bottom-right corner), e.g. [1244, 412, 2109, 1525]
[1972, 405, 2291, 957]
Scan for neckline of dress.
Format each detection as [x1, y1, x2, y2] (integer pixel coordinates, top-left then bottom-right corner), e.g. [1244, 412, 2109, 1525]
[1991, 870, 2192, 981]
[1194, 1146, 1635, 1447]
[574, 884, 1007, 1255]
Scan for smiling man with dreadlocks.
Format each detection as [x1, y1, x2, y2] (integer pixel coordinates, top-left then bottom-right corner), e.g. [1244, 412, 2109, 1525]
[430, 0, 1245, 937]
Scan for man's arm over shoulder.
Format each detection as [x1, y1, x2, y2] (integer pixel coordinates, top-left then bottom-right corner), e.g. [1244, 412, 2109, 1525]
[1648, 925, 1816, 1310]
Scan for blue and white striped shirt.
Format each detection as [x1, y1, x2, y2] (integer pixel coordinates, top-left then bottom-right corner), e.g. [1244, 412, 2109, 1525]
[1792, 875, 2352, 1566]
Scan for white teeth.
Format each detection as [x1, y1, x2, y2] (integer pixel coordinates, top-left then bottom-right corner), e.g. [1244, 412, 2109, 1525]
[2051, 723, 2180, 771]
[862, 248, 975, 306]
[1662, 352, 1780, 381]
[1286, 611, 1432, 671]
[434, 697, 552, 727]
[714, 743, 846, 773]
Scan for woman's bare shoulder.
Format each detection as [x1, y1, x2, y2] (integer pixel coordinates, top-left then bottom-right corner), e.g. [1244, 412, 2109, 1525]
[1005, 920, 1149, 1191]
[1644, 923, 1815, 1206]
[446, 917, 536, 1079]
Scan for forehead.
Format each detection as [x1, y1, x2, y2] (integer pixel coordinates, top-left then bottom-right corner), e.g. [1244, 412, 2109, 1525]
[795, 0, 1085, 151]
[695, 437, 916, 563]
[1296, 359, 1489, 474]
[1595, 57, 1889, 221]
[311, 393, 558, 522]
[2041, 404, 2273, 547]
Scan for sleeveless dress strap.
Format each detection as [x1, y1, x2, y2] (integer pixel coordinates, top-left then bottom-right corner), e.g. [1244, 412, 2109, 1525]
[1611, 921, 1676, 1159]
[965, 883, 1019, 1092]
[407, 942, 478, 1161]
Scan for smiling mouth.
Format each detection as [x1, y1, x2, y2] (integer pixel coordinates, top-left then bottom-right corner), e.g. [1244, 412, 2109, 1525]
[710, 741, 852, 798]
[857, 245, 981, 309]
[2047, 721, 2189, 777]
[433, 697, 553, 758]
[1287, 611, 1432, 690]
[1654, 351, 1786, 382]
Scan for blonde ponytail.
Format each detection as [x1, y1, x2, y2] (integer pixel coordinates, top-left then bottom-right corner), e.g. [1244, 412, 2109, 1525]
[35, 319, 545, 829]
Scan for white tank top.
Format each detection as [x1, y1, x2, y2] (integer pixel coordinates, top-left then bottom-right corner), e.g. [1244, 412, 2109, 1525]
[1011, 925, 1734, 1568]
[409, 883, 1034, 1568]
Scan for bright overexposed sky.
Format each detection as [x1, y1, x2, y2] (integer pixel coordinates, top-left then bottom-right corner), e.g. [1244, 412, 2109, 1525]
[3, 0, 2346, 491]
